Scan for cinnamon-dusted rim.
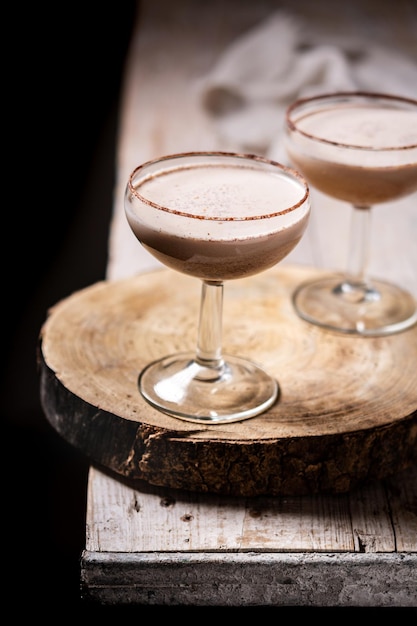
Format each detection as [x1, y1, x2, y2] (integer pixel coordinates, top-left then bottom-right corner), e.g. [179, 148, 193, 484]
[127, 151, 309, 221]
[285, 91, 417, 151]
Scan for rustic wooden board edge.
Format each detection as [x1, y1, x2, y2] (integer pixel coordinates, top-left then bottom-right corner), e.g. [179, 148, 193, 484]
[80, 551, 417, 607]
[38, 349, 417, 497]
[37, 265, 417, 496]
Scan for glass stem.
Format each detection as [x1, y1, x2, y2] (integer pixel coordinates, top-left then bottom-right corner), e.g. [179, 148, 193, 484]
[195, 280, 225, 372]
[345, 204, 372, 287]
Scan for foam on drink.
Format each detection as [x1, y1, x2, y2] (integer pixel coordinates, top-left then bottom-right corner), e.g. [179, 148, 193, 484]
[287, 103, 417, 205]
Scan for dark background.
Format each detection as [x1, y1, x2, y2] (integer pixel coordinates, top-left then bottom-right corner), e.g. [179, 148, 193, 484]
[4, 1, 138, 615]
[4, 1, 416, 617]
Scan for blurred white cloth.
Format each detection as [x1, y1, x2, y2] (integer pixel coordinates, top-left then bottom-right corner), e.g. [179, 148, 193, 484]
[196, 10, 417, 162]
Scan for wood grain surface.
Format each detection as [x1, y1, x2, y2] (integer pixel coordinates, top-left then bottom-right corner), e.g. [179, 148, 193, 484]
[39, 264, 417, 496]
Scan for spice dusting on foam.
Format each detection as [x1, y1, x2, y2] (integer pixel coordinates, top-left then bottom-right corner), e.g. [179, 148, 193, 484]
[126, 159, 310, 281]
[135, 163, 307, 224]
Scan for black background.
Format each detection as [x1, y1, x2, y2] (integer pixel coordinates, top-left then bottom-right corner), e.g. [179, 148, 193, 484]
[4, 1, 137, 615]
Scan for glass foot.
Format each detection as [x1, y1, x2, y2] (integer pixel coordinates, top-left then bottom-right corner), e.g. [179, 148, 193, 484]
[138, 352, 279, 424]
[293, 274, 417, 336]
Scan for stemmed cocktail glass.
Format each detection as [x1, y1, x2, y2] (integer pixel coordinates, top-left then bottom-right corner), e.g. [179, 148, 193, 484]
[124, 151, 310, 424]
[285, 92, 417, 336]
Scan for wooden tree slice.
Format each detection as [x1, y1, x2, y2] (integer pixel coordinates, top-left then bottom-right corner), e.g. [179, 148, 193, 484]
[38, 265, 417, 496]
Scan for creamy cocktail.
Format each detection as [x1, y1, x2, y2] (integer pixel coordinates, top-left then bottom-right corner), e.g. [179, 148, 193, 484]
[285, 92, 417, 336]
[126, 161, 309, 281]
[125, 152, 310, 423]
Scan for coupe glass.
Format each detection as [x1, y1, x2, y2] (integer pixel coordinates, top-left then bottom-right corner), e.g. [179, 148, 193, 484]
[285, 92, 417, 336]
[124, 151, 310, 424]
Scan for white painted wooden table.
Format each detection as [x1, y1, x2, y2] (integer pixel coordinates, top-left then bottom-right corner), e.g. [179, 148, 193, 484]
[80, 0, 417, 606]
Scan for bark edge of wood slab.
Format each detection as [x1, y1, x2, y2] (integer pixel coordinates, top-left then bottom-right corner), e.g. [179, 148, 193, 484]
[38, 265, 417, 496]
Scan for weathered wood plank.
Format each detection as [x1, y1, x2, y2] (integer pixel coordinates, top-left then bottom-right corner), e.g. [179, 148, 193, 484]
[86, 466, 355, 552]
[240, 494, 354, 552]
[87, 465, 417, 556]
[386, 466, 417, 552]
[86, 468, 247, 552]
[349, 479, 395, 552]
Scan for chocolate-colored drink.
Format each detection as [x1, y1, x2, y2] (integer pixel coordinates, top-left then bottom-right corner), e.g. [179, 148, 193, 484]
[287, 105, 417, 206]
[126, 162, 310, 281]
[285, 92, 417, 336]
[124, 152, 310, 423]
